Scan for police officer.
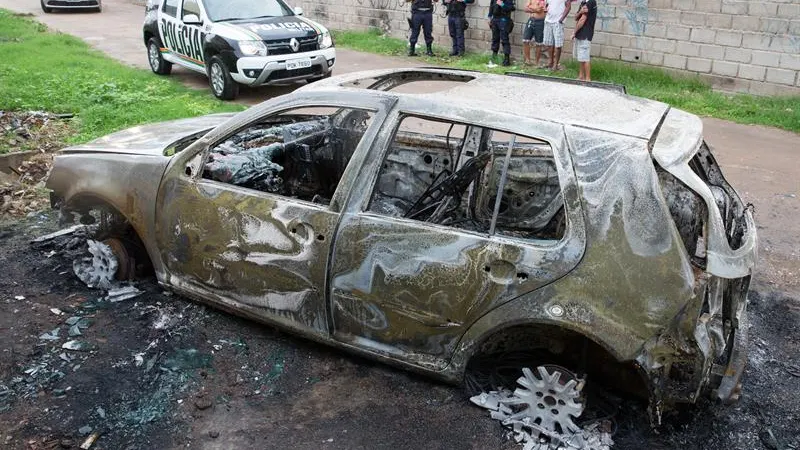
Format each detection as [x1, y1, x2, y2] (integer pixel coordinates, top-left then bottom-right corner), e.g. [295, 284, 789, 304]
[488, 0, 515, 66]
[407, 0, 438, 56]
[443, 0, 474, 56]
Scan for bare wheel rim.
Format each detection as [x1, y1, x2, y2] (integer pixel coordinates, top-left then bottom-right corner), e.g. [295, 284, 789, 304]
[210, 63, 225, 95]
[148, 43, 160, 71]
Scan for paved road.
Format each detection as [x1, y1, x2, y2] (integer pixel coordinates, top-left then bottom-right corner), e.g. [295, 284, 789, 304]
[1, 0, 799, 291]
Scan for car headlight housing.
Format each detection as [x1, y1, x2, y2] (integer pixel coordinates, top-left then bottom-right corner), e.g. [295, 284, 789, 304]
[318, 32, 333, 49]
[238, 40, 268, 56]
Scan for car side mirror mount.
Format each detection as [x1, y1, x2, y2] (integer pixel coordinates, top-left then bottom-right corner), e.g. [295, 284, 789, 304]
[183, 14, 202, 25]
[294, 6, 304, 16]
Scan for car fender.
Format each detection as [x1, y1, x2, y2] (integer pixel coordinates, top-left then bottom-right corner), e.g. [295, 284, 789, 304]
[47, 153, 171, 282]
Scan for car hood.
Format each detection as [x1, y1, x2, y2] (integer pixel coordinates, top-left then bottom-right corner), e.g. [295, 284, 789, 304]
[218, 16, 325, 41]
[61, 113, 237, 156]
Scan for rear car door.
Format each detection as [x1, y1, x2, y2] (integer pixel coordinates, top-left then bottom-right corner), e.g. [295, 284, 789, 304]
[155, 95, 391, 339]
[329, 107, 585, 370]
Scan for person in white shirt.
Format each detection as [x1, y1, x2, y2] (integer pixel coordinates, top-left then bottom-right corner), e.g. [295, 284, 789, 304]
[543, 0, 571, 71]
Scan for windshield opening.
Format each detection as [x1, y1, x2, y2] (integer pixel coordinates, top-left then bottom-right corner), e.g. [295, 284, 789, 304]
[204, 0, 293, 22]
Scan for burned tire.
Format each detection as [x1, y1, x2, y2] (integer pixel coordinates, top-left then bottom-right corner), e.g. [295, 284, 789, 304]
[147, 38, 172, 75]
[208, 56, 239, 100]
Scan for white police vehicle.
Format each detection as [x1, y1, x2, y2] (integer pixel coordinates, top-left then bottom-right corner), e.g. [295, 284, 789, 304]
[143, 0, 335, 100]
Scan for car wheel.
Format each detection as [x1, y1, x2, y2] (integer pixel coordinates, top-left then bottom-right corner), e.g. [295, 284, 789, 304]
[147, 38, 172, 75]
[208, 56, 239, 100]
[40, 0, 52, 13]
[94, 5, 102, 13]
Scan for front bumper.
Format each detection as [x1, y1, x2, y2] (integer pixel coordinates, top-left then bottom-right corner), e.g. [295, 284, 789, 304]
[232, 48, 336, 86]
[43, 0, 100, 8]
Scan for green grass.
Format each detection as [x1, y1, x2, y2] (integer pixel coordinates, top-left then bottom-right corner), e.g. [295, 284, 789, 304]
[0, 9, 243, 150]
[333, 28, 800, 133]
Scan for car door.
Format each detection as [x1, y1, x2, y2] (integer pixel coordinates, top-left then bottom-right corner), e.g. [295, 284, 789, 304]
[158, 0, 205, 71]
[328, 105, 585, 370]
[176, 0, 207, 66]
[155, 94, 392, 339]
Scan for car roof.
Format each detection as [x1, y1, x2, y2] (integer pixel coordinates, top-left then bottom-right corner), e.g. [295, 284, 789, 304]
[300, 68, 672, 141]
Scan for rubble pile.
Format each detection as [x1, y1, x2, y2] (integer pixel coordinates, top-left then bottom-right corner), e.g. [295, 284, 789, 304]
[0, 110, 74, 218]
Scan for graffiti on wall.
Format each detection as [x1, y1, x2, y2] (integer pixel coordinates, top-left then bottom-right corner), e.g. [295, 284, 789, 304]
[624, 0, 648, 36]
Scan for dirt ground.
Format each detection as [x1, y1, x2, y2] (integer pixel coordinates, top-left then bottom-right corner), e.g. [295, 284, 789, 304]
[0, 1, 799, 449]
[1, 207, 799, 450]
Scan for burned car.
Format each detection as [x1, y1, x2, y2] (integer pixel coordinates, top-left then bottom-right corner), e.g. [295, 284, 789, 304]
[46, 68, 756, 436]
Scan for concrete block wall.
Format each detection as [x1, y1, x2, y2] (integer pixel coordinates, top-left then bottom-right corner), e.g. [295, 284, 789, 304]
[295, 0, 800, 95]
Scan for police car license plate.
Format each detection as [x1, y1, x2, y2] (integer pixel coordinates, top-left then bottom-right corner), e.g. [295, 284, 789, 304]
[286, 59, 312, 71]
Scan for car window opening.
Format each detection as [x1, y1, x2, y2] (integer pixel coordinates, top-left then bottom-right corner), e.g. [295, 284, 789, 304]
[202, 107, 375, 206]
[341, 71, 476, 93]
[368, 115, 566, 240]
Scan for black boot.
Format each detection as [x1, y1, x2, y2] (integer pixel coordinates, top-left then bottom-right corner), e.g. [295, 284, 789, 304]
[408, 46, 417, 57]
[449, 49, 459, 56]
[426, 45, 434, 56]
[502, 54, 511, 66]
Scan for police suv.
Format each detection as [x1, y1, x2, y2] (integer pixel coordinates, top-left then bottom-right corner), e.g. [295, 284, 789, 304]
[143, 0, 336, 100]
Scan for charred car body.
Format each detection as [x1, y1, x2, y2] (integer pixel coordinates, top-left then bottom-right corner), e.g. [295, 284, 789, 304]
[143, 0, 335, 100]
[46, 69, 757, 426]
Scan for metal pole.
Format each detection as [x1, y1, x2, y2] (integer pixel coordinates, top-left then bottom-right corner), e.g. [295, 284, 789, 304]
[489, 134, 516, 235]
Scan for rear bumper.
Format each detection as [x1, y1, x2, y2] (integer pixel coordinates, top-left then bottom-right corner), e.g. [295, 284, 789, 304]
[711, 307, 748, 403]
[231, 48, 336, 86]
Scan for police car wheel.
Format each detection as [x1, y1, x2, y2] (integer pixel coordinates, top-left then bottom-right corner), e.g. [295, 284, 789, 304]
[40, 0, 52, 13]
[147, 38, 172, 76]
[208, 56, 239, 101]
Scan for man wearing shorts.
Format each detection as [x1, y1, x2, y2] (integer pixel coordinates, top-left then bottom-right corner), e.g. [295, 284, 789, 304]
[522, 0, 546, 66]
[543, 0, 571, 71]
[573, 0, 597, 81]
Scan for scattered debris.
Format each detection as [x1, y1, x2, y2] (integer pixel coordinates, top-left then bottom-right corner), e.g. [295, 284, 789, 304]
[78, 425, 93, 436]
[471, 366, 613, 450]
[50, 308, 64, 315]
[30, 224, 84, 243]
[194, 398, 212, 410]
[105, 285, 142, 302]
[96, 407, 106, 419]
[39, 327, 61, 341]
[760, 428, 779, 450]
[162, 349, 213, 371]
[0, 111, 74, 218]
[62, 340, 92, 352]
[208, 430, 220, 439]
[73, 240, 118, 289]
[14, 295, 25, 301]
[80, 433, 100, 450]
